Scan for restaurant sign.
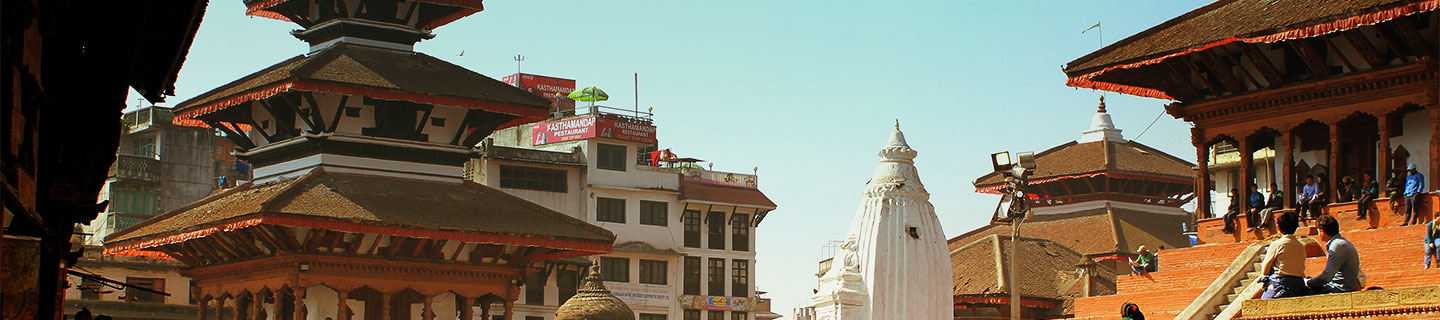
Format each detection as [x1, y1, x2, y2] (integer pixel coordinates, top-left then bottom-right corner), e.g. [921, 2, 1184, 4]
[531, 116, 657, 146]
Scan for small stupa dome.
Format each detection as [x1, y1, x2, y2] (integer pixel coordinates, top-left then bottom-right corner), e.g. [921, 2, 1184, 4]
[1078, 96, 1125, 143]
[555, 265, 636, 320]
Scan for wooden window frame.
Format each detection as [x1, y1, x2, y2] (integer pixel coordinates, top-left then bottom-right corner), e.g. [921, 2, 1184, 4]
[640, 201, 668, 226]
[597, 143, 628, 171]
[499, 165, 567, 193]
[596, 197, 626, 223]
[639, 259, 668, 285]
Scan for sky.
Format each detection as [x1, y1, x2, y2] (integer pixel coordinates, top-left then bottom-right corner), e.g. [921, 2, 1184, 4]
[148, 0, 1215, 313]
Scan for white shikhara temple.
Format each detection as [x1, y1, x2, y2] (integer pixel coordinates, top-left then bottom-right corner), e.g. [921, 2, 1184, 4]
[810, 123, 951, 320]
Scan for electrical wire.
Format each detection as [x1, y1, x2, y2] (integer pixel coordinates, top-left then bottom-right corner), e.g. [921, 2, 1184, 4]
[1132, 108, 1168, 141]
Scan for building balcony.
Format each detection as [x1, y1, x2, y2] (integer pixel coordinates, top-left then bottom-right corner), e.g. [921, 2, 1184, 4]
[121, 106, 173, 134]
[109, 154, 161, 182]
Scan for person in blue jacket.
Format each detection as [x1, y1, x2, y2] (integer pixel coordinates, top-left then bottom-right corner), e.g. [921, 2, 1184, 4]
[1403, 164, 1427, 226]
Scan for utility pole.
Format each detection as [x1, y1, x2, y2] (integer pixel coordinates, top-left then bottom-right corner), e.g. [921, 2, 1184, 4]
[990, 151, 1036, 320]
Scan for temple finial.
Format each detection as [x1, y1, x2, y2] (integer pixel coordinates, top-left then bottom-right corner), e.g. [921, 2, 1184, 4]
[895, 119, 900, 130]
[1098, 96, 1107, 113]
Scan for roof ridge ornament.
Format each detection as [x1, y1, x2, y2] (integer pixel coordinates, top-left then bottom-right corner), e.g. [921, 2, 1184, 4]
[1098, 96, 1107, 113]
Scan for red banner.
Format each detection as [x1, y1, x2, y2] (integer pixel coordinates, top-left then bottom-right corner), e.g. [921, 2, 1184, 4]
[531, 116, 657, 146]
[504, 73, 576, 110]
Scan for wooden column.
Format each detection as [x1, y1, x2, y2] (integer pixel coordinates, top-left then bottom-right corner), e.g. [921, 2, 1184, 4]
[1239, 137, 1254, 211]
[1430, 107, 1440, 184]
[337, 291, 351, 320]
[479, 298, 492, 319]
[217, 296, 229, 320]
[1282, 130, 1296, 209]
[422, 295, 436, 320]
[503, 301, 514, 320]
[378, 292, 391, 320]
[199, 297, 211, 320]
[1379, 113, 1392, 188]
[250, 294, 264, 320]
[1196, 131, 1212, 218]
[292, 289, 307, 320]
[459, 297, 474, 320]
[1330, 123, 1342, 203]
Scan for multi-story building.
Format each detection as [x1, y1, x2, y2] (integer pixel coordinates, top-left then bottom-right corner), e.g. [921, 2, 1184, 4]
[469, 107, 778, 320]
[85, 106, 231, 244]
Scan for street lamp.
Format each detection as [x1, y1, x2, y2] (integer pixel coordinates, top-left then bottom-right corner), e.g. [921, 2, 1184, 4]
[990, 151, 1036, 320]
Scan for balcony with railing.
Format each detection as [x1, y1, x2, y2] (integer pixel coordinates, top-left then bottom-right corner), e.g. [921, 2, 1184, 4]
[121, 106, 174, 134]
[108, 154, 161, 182]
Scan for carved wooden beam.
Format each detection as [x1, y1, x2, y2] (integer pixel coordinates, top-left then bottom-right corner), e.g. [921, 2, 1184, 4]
[410, 238, 431, 259]
[1196, 49, 1245, 93]
[1217, 46, 1263, 90]
[1288, 39, 1332, 78]
[449, 243, 469, 261]
[327, 96, 349, 133]
[219, 232, 259, 258]
[243, 227, 281, 254]
[414, 105, 434, 137]
[345, 233, 365, 255]
[449, 110, 477, 145]
[275, 94, 320, 133]
[1238, 43, 1284, 88]
[204, 120, 257, 150]
[268, 226, 303, 252]
[301, 92, 328, 132]
[1180, 55, 1228, 96]
[1390, 17, 1434, 58]
[1341, 30, 1385, 68]
[1321, 36, 1359, 73]
[511, 247, 552, 266]
[1161, 59, 1203, 100]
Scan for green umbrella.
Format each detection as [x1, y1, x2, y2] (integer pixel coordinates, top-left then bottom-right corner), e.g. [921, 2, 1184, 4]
[567, 87, 609, 102]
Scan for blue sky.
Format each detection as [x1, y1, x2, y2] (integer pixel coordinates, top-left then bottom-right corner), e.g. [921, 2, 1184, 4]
[153, 0, 1214, 312]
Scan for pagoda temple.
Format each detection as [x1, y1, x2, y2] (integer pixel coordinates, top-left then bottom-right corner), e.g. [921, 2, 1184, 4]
[946, 99, 1196, 318]
[101, 1, 616, 320]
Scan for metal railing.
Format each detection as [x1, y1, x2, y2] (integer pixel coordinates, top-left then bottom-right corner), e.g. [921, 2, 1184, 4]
[108, 154, 161, 182]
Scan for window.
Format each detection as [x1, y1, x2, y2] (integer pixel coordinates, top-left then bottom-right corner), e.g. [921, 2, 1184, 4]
[732, 213, 750, 251]
[525, 273, 545, 305]
[684, 256, 701, 295]
[708, 311, 725, 320]
[557, 269, 578, 303]
[132, 137, 156, 158]
[708, 258, 725, 296]
[731, 312, 748, 320]
[684, 310, 700, 320]
[597, 143, 627, 171]
[640, 314, 667, 320]
[640, 201, 668, 226]
[430, 117, 446, 126]
[707, 212, 726, 250]
[601, 257, 630, 282]
[343, 107, 361, 117]
[683, 210, 702, 248]
[636, 145, 658, 166]
[125, 277, 165, 303]
[112, 190, 159, 216]
[732, 260, 749, 297]
[499, 165, 567, 192]
[596, 197, 626, 223]
[639, 259, 668, 285]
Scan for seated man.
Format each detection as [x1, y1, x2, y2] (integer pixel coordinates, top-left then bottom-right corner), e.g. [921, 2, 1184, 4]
[1260, 212, 1308, 299]
[1246, 183, 1265, 231]
[1337, 176, 1357, 203]
[1224, 188, 1241, 234]
[1424, 218, 1439, 269]
[1299, 175, 1323, 220]
[1307, 215, 1361, 293]
[1357, 171, 1379, 220]
[1128, 246, 1157, 275]
[1256, 183, 1286, 228]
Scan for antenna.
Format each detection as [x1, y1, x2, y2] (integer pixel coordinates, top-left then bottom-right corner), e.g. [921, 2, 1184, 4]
[513, 55, 524, 76]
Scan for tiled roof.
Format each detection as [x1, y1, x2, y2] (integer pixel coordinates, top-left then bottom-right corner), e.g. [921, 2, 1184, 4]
[950, 235, 1117, 301]
[974, 140, 1194, 187]
[679, 181, 777, 209]
[1063, 0, 1424, 76]
[173, 43, 551, 119]
[947, 207, 1191, 257]
[106, 170, 614, 247]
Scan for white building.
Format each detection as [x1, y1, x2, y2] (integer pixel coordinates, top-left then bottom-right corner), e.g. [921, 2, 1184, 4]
[468, 108, 778, 320]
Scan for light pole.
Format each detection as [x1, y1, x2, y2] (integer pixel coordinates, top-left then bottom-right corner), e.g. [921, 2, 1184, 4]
[991, 151, 1036, 320]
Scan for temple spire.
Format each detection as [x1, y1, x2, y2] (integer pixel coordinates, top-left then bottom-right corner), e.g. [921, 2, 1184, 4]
[1079, 96, 1125, 143]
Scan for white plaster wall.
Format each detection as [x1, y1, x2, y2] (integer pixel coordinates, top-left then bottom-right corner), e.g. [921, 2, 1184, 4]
[433, 292, 458, 320]
[1393, 110, 1431, 178]
[305, 286, 339, 320]
[592, 188, 682, 251]
[64, 265, 191, 305]
[484, 160, 585, 220]
[586, 140, 680, 191]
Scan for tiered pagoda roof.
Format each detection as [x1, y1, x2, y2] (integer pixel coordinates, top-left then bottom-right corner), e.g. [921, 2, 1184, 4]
[947, 206, 1191, 260]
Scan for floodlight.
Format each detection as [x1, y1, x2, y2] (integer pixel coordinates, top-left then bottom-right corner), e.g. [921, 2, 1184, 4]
[991, 152, 1011, 173]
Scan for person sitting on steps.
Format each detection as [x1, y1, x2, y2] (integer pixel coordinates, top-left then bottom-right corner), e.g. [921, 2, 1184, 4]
[1224, 188, 1242, 234]
[1257, 183, 1285, 229]
[1357, 171, 1379, 221]
[1260, 212, 1309, 299]
[1307, 215, 1362, 294]
[1299, 175, 1323, 221]
[1247, 183, 1265, 232]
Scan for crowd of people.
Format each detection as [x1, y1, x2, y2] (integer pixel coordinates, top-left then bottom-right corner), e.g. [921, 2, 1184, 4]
[1222, 163, 1431, 234]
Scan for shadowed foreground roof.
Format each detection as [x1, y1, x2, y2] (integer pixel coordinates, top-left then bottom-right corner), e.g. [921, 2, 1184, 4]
[104, 170, 614, 255]
[950, 235, 1117, 313]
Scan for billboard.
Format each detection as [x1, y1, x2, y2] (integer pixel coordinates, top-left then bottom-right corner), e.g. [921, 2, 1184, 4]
[503, 73, 576, 111]
[531, 116, 658, 146]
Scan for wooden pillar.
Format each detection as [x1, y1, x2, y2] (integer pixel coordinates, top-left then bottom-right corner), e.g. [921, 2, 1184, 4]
[1282, 130, 1296, 209]
[1330, 123, 1342, 203]
[459, 297, 474, 320]
[292, 289, 307, 320]
[502, 301, 514, 320]
[1379, 113, 1392, 188]
[378, 292, 391, 320]
[217, 296, 229, 320]
[1239, 137, 1254, 211]
[337, 290, 351, 320]
[251, 294, 264, 320]
[479, 298, 492, 319]
[199, 297, 211, 320]
[422, 295, 436, 320]
[1430, 107, 1440, 184]
[1196, 129, 1212, 219]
